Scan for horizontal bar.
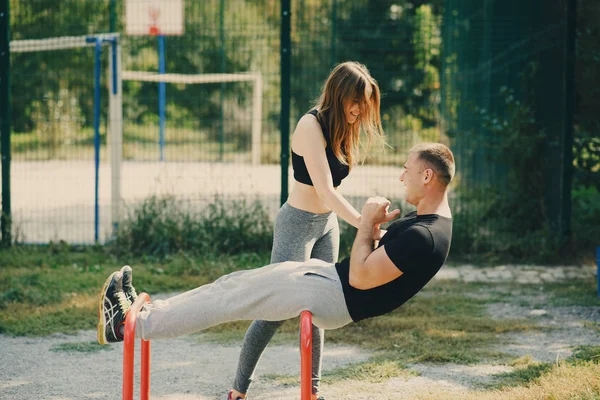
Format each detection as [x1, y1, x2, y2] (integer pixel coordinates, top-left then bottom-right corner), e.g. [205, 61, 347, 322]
[10, 33, 120, 53]
[122, 71, 260, 84]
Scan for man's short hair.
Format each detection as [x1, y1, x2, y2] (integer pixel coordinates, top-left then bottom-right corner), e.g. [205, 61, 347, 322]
[409, 143, 455, 186]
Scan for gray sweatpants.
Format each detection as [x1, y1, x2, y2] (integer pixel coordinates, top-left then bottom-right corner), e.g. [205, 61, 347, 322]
[233, 202, 340, 394]
[135, 259, 352, 338]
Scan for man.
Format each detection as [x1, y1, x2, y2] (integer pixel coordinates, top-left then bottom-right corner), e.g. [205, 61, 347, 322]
[97, 142, 454, 371]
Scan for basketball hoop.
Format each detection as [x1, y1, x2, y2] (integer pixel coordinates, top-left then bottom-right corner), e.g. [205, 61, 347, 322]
[149, 7, 161, 36]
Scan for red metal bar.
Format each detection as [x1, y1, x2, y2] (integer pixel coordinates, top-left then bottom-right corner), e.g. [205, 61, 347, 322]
[300, 311, 313, 400]
[123, 293, 151, 400]
[140, 338, 151, 400]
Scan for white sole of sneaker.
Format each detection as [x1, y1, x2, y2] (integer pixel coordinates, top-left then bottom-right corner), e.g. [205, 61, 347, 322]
[97, 271, 119, 345]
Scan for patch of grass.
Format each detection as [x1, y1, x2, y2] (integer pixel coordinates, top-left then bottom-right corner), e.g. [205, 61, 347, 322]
[0, 242, 112, 269]
[322, 358, 415, 383]
[0, 297, 102, 336]
[490, 362, 553, 388]
[582, 321, 600, 332]
[261, 373, 299, 387]
[440, 279, 599, 309]
[540, 280, 600, 307]
[424, 362, 600, 399]
[51, 341, 111, 353]
[0, 249, 268, 336]
[487, 346, 600, 390]
[263, 357, 415, 387]
[569, 345, 600, 364]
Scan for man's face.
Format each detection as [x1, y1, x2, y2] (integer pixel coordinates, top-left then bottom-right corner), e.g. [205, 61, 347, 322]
[400, 153, 427, 205]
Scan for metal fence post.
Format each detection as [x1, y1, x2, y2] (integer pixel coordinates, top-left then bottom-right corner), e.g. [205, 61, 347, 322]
[280, 0, 291, 206]
[596, 246, 600, 299]
[0, 0, 11, 247]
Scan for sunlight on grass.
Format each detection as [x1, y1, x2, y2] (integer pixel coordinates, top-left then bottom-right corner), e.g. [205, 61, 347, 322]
[323, 359, 416, 383]
[423, 362, 600, 400]
[263, 358, 415, 386]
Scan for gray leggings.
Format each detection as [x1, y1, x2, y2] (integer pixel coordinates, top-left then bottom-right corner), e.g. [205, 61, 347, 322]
[233, 202, 340, 395]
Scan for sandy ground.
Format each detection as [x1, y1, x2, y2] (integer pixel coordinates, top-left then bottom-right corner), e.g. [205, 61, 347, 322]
[10, 160, 405, 244]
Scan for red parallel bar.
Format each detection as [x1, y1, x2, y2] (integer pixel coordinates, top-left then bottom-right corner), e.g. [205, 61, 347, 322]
[140, 338, 151, 400]
[300, 311, 313, 400]
[123, 293, 151, 400]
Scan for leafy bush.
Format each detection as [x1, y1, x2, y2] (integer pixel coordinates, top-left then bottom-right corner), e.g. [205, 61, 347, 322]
[449, 85, 578, 263]
[110, 195, 273, 259]
[571, 186, 600, 255]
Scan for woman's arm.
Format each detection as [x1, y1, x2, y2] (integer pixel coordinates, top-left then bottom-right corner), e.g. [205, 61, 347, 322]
[293, 115, 361, 228]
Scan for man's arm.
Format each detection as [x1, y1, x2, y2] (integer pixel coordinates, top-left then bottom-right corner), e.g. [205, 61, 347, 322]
[349, 197, 402, 290]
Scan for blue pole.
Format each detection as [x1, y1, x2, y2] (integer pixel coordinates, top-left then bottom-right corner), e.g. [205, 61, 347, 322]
[93, 39, 101, 243]
[597, 246, 600, 299]
[158, 35, 166, 161]
[110, 39, 117, 95]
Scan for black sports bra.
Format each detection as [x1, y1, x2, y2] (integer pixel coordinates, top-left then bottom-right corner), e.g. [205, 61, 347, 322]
[291, 109, 350, 187]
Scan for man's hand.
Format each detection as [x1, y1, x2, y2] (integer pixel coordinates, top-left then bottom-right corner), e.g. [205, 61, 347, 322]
[349, 198, 402, 289]
[360, 197, 400, 231]
[373, 228, 387, 242]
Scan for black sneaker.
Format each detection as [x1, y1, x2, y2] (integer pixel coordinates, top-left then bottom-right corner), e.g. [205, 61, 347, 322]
[97, 271, 130, 344]
[120, 265, 138, 305]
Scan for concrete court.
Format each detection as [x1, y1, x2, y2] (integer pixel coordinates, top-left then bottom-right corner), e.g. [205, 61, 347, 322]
[8, 160, 407, 244]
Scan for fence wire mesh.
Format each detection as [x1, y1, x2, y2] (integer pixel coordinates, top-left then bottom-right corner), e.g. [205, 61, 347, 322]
[3, 0, 596, 262]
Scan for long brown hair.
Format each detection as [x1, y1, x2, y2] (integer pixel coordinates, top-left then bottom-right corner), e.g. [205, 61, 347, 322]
[314, 61, 384, 168]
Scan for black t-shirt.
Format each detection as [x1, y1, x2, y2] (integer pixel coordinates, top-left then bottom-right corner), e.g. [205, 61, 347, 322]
[335, 212, 452, 322]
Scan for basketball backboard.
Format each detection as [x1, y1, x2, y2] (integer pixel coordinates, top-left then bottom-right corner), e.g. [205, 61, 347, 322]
[126, 0, 184, 36]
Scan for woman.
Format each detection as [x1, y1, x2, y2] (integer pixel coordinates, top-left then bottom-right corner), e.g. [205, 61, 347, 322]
[229, 61, 384, 400]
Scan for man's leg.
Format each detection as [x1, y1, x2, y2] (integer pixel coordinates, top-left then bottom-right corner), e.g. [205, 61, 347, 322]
[98, 260, 352, 346]
[134, 260, 352, 341]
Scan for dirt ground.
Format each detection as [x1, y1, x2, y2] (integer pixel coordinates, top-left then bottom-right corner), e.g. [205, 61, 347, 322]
[1, 284, 598, 400]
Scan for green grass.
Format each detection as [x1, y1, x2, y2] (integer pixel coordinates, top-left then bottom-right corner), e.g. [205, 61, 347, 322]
[1, 247, 599, 399]
[491, 362, 554, 388]
[0, 246, 269, 336]
[1, 244, 598, 399]
[321, 358, 416, 383]
[486, 346, 600, 390]
[263, 357, 416, 387]
[569, 345, 600, 364]
[539, 281, 600, 307]
[51, 341, 112, 353]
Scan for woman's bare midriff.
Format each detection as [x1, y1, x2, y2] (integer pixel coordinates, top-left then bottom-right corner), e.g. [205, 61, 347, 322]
[287, 180, 335, 215]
